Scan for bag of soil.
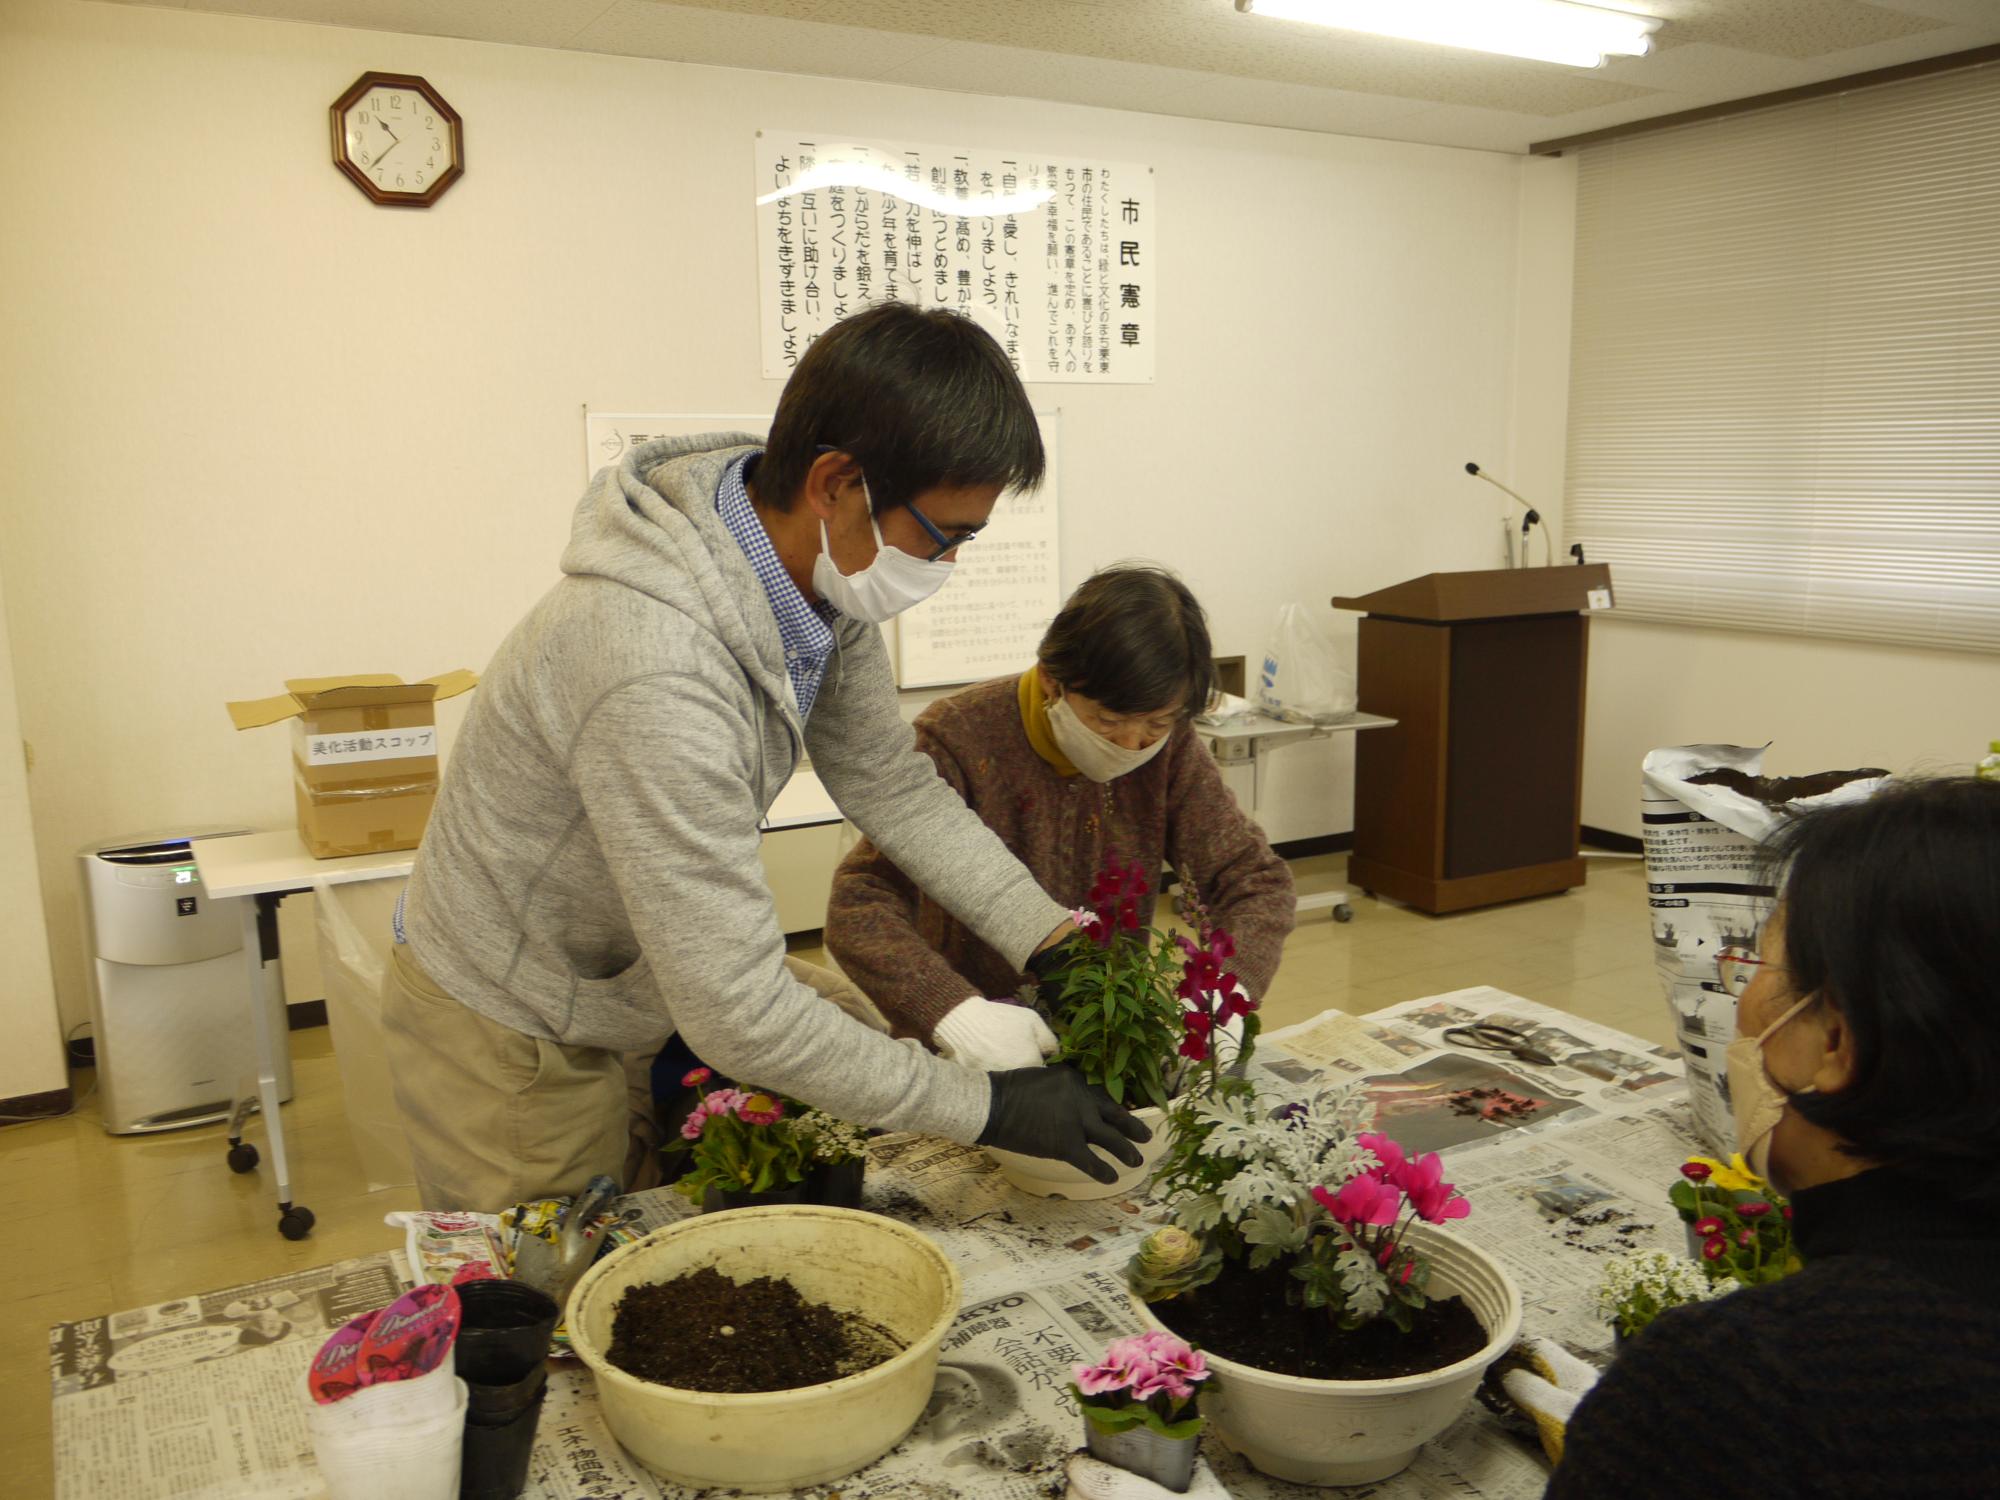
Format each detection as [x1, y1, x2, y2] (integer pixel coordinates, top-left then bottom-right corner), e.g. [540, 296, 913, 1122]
[1641, 746, 1888, 1155]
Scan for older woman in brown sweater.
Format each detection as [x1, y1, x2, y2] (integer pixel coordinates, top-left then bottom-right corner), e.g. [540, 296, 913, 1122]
[824, 566, 1296, 1072]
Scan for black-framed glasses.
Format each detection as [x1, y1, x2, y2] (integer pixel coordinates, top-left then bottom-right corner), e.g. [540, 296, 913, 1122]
[816, 444, 979, 561]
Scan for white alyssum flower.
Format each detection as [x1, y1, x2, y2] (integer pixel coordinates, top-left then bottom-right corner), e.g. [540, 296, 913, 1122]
[1592, 1248, 1732, 1327]
[794, 1110, 868, 1164]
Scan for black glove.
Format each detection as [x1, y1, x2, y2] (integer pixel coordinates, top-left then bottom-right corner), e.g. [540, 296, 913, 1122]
[977, 1065, 1152, 1184]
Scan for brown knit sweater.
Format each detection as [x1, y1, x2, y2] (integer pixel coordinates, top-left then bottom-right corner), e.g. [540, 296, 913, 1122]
[823, 674, 1296, 1042]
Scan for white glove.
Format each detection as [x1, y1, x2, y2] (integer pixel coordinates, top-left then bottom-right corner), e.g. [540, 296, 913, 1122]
[1064, 1452, 1229, 1500]
[1498, 1336, 1604, 1465]
[934, 997, 1059, 1072]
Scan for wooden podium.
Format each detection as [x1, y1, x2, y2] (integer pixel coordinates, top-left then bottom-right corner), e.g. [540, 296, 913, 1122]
[1333, 565, 1612, 915]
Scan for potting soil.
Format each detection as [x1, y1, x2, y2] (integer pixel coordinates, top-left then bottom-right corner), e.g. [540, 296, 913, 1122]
[1685, 766, 1888, 805]
[1150, 1260, 1487, 1381]
[606, 1267, 903, 1392]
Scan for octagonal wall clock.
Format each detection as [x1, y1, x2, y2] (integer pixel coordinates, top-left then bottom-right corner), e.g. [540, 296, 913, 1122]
[330, 71, 463, 207]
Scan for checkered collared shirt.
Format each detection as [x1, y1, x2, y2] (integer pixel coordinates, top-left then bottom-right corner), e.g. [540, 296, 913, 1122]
[716, 452, 838, 721]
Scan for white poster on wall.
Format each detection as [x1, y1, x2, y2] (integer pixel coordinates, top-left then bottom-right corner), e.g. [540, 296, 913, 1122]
[578, 410, 1062, 690]
[755, 132, 1153, 385]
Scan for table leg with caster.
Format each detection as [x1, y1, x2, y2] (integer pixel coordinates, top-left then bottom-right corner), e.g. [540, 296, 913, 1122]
[237, 894, 313, 1239]
[1296, 888, 1357, 923]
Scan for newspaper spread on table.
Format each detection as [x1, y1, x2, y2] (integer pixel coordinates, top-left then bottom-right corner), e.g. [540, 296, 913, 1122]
[51, 989, 1701, 1500]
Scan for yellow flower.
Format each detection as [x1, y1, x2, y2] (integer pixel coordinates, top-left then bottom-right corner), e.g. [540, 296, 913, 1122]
[1687, 1153, 1767, 1193]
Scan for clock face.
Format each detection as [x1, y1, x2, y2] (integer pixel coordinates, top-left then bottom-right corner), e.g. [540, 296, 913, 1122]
[331, 73, 462, 207]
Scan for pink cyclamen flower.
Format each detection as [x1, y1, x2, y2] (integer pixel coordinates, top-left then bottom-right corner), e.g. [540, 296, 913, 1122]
[1681, 1161, 1713, 1182]
[1407, 1178, 1471, 1225]
[1692, 1216, 1724, 1237]
[1390, 1149, 1447, 1196]
[1399, 1258, 1416, 1286]
[1737, 1202, 1772, 1219]
[736, 1092, 785, 1127]
[1358, 1131, 1406, 1176]
[1319, 1174, 1402, 1227]
[1702, 1234, 1729, 1261]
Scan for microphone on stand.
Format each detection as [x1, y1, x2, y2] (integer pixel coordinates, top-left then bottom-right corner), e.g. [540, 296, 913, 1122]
[1465, 462, 1560, 566]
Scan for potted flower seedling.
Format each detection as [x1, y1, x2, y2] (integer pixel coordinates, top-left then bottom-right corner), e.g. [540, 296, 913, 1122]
[1593, 1248, 1732, 1346]
[1671, 1155, 1801, 1288]
[1070, 1331, 1212, 1492]
[990, 853, 1260, 1199]
[1124, 1081, 1522, 1486]
[674, 1070, 868, 1212]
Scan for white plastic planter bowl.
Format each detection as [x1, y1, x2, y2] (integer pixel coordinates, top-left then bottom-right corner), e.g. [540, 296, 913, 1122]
[987, 1104, 1171, 1200]
[566, 1205, 962, 1493]
[1136, 1225, 1523, 1486]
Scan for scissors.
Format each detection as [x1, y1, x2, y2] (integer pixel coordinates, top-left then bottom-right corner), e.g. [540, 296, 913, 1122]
[1442, 1023, 1557, 1068]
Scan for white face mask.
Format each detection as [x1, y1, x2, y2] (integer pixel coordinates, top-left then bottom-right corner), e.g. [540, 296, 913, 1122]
[1726, 994, 1818, 1181]
[1047, 693, 1171, 783]
[811, 479, 955, 625]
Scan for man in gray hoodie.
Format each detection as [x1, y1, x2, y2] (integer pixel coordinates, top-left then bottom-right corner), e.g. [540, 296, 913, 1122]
[383, 303, 1146, 1211]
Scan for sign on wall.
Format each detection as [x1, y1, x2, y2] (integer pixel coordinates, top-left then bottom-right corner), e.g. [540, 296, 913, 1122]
[755, 133, 1154, 385]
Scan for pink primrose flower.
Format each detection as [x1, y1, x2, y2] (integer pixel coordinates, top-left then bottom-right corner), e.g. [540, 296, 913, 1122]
[1132, 1368, 1195, 1403]
[1692, 1216, 1724, 1237]
[681, 1067, 712, 1088]
[1073, 1359, 1134, 1397]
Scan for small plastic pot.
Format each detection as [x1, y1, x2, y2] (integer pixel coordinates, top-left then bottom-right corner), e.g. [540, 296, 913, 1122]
[453, 1281, 558, 1387]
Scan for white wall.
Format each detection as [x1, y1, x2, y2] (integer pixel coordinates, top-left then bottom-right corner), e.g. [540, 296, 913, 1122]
[0, 562, 67, 1102]
[0, 0, 1555, 1031]
[1584, 619, 2000, 838]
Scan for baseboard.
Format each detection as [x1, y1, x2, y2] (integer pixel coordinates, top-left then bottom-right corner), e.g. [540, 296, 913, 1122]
[0, 1086, 75, 1124]
[1580, 824, 1643, 855]
[289, 999, 328, 1031]
[1272, 832, 1356, 861]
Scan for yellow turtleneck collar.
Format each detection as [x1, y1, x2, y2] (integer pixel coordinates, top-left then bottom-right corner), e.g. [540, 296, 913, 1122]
[1018, 667, 1078, 777]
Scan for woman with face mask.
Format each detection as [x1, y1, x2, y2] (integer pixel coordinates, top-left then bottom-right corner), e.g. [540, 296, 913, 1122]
[1546, 775, 2000, 1500]
[823, 565, 1296, 1072]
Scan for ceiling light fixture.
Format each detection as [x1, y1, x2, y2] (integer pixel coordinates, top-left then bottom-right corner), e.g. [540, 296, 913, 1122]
[757, 159, 1055, 215]
[1234, 0, 1661, 69]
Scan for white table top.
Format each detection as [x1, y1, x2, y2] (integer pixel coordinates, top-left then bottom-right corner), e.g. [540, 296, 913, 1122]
[762, 768, 844, 831]
[1199, 709, 1398, 743]
[193, 773, 845, 900]
[192, 830, 416, 899]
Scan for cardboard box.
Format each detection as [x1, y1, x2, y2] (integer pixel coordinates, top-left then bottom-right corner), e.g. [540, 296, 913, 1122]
[227, 672, 478, 859]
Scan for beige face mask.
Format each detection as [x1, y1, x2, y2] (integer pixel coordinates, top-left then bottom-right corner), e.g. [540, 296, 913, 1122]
[1726, 994, 1817, 1181]
[1046, 694, 1171, 783]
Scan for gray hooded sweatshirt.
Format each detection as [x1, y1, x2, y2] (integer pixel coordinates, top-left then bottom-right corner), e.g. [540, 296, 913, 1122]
[402, 434, 1066, 1144]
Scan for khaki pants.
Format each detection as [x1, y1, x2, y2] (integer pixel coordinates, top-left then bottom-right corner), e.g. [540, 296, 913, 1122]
[381, 945, 885, 1212]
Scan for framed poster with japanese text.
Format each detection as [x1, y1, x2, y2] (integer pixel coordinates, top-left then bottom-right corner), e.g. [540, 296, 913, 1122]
[755, 132, 1153, 385]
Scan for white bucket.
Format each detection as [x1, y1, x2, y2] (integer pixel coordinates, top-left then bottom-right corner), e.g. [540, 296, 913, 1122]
[986, 1104, 1171, 1200]
[566, 1205, 962, 1493]
[1135, 1225, 1523, 1486]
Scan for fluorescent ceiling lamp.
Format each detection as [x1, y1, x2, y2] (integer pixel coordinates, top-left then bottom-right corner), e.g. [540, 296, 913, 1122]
[757, 159, 1055, 215]
[1235, 0, 1661, 68]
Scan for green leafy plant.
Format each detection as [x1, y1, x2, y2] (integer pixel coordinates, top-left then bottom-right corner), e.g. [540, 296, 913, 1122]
[1671, 1155, 1800, 1288]
[1044, 852, 1260, 1110]
[1135, 1082, 1471, 1334]
[671, 1071, 863, 1203]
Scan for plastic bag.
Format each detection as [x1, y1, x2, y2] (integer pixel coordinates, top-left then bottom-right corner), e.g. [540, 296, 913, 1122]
[1641, 745, 1887, 1154]
[1256, 604, 1357, 725]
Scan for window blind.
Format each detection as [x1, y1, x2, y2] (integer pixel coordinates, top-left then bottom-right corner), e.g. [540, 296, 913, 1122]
[1565, 64, 2000, 652]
